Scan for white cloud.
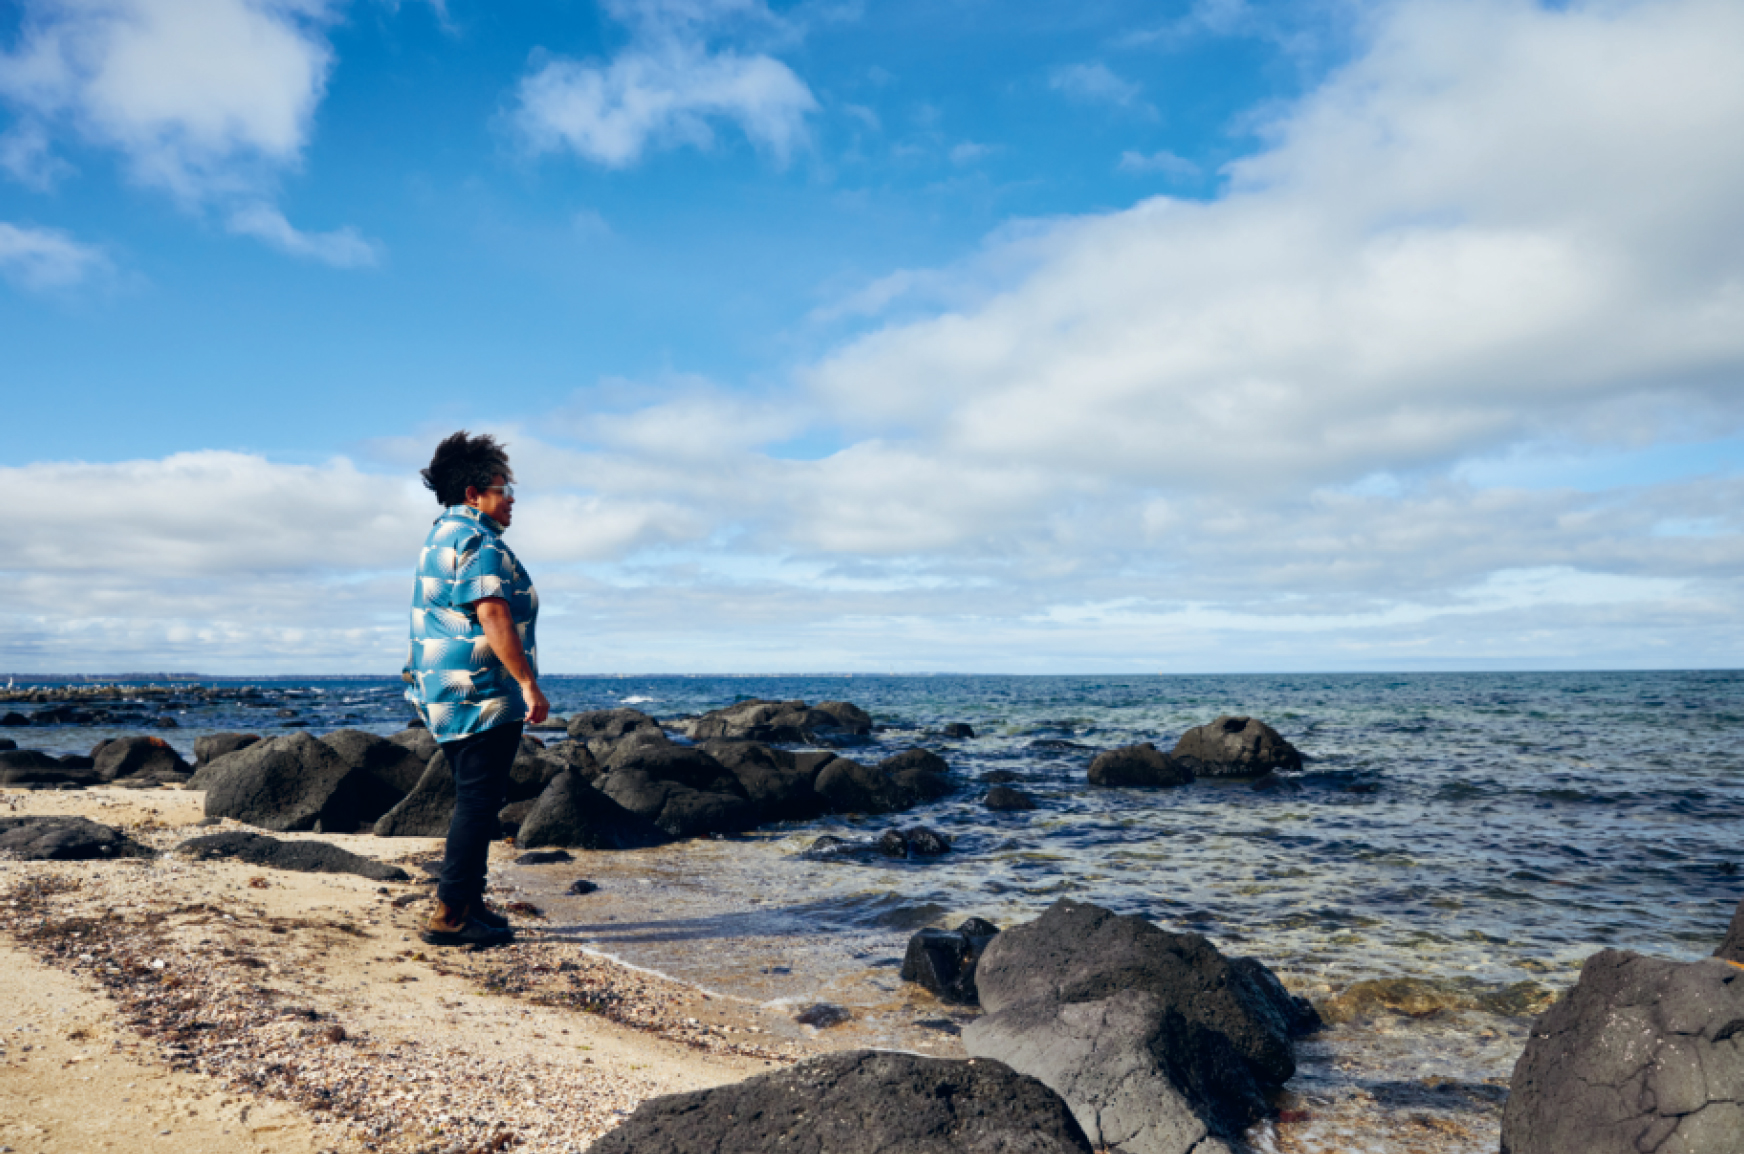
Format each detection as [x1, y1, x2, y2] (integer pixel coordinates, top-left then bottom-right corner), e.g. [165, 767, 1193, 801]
[811, 0, 1744, 496]
[1048, 61, 1147, 111]
[226, 202, 380, 267]
[0, 219, 107, 289]
[513, 0, 818, 168]
[1117, 148, 1200, 179]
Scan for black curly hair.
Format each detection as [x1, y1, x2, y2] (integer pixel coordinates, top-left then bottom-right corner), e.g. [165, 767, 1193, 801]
[421, 431, 513, 506]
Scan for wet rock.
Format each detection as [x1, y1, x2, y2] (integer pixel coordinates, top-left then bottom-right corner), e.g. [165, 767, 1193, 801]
[903, 917, 1001, 1005]
[879, 826, 952, 858]
[587, 1049, 1094, 1154]
[0, 816, 154, 860]
[93, 736, 193, 784]
[979, 769, 1022, 784]
[174, 830, 410, 882]
[882, 748, 954, 803]
[700, 739, 831, 823]
[1501, 949, 1744, 1154]
[372, 752, 455, 837]
[516, 769, 671, 851]
[985, 785, 1036, 811]
[794, 1003, 853, 1028]
[964, 899, 1316, 1154]
[1087, 743, 1194, 788]
[0, 736, 14, 751]
[1170, 716, 1302, 778]
[193, 732, 260, 767]
[0, 712, 28, 726]
[942, 722, 976, 738]
[595, 745, 757, 838]
[815, 748, 954, 815]
[204, 733, 365, 833]
[1028, 738, 1095, 753]
[514, 848, 573, 865]
[320, 729, 428, 820]
[1715, 897, 1744, 964]
[566, 878, 599, 895]
[682, 698, 873, 744]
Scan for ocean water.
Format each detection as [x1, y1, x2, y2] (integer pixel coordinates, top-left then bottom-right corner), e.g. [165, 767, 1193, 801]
[9, 670, 1743, 1149]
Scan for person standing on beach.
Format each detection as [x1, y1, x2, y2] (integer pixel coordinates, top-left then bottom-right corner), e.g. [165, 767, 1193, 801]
[405, 431, 549, 947]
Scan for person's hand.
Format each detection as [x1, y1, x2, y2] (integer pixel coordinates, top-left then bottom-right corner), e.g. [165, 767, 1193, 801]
[522, 679, 550, 725]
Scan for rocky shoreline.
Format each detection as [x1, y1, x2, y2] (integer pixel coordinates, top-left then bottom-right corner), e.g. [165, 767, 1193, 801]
[5, 695, 1743, 1153]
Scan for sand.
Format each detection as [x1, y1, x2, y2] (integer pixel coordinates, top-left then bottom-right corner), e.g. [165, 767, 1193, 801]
[0, 786, 823, 1154]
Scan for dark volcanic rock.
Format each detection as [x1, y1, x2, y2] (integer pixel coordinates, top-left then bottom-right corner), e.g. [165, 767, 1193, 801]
[1715, 898, 1744, 963]
[684, 698, 873, 744]
[964, 899, 1316, 1154]
[594, 745, 757, 838]
[0, 816, 154, 861]
[203, 733, 364, 832]
[320, 729, 427, 820]
[194, 732, 260, 766]
[497, 799, 536, 837]
[567, 878, 599, 895]
[700, 739, 830, 823]
[979, 769, 1022, 784]
[509, 744, 571, 803]
[985, 784, 1037, 811]
[0, 737, 14, 751]
[516, 769, 671, 851]
[1170, 716, 1302, 778]
[372, 752, 455, 837]
[815, 748, 954, 815]
[879, 826, 952, 858]
[942, 722, 976, 738]
[388, 727, 439, 765]
[585, 1049, 1093, 1154]
[566, 708, 666, 761]
[1501, 949, 1744, 1154]
[881, 748, 955, 803]
[1087, 743, 1194, 788]
[0, 750, 100, 789]
[903, 917, 1001, 1005]
[514, 848, 573, 865]
[93, 736, 193, 783]
[0, 712, 27, 726]
[174, 830, 409, 882]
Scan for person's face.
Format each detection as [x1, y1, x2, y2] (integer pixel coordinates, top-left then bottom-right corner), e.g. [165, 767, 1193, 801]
[467, 473, 514, 527]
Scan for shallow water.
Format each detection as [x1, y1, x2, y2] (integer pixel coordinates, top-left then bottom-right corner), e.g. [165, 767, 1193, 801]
[9, 670, 1743, 1150]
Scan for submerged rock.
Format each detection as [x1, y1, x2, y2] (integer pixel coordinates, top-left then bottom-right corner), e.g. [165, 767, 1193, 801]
[1501, 949, 1744, 1154]
[902, 917, 1001, 1005]
[586, 1049, 1093, 1154]
[0, 815, 154, 861]
[1087, 743, 1194, 788]
[174, 830, 409, 882]
[1171, 716, 1302, 778]
[985, 784, 1036, 811]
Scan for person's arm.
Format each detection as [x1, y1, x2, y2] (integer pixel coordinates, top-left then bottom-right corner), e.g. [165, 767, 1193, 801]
[473, 598, 549, 724]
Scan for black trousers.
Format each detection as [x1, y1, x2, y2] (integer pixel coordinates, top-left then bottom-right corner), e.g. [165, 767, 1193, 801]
[436, 720, 522, 907]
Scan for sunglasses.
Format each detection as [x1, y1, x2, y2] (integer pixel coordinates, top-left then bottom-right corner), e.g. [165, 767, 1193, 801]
[481, 483, 516, 498]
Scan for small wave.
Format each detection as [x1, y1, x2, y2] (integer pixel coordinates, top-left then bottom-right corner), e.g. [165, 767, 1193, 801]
[618, 695, 658, 705]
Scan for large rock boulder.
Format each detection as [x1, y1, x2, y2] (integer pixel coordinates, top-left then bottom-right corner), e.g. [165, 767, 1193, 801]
[193, 732, 260, 766]
[174, 830, 410, 882]
[814, 747, 954, 814]
[372, 752, 455, 837]
[509, 742, 571, 803]
[964, 899, 1318, 1154]
[203, 733, 365, 832]
[592, 745, 758, 839]
[903, 917, 1001, 1005]
[93, 736, 192, 784]
[0, 750, 101, 789]
[566, 708, 666, 761]
[0, 816, 154, 860]
[1088, 743, 1194, 788]
[0, 737, 13, 750]
[585, 1049, 1093, 1154]
[320, 729, 427, 820]
[700, 739, 832, 823]
[682, 698, 873, 744]
[1715, 897, 1743, 963]
[1500, 949, 1744, 1154]
[516, 769, 670, 851]
[1171, 716, 1301, 778]
[388, 726, 439, 764]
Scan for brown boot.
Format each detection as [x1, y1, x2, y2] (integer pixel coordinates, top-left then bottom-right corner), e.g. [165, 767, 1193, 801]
[421, 899, 513, 948]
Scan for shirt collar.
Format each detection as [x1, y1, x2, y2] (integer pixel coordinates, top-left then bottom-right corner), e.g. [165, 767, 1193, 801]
[438, 504, 505, 534]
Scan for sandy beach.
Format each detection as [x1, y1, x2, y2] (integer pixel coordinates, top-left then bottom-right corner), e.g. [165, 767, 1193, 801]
[0, 786, 847, 1154]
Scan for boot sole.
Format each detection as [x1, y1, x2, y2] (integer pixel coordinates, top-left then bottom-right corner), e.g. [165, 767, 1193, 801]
[419, 926, 514, 948]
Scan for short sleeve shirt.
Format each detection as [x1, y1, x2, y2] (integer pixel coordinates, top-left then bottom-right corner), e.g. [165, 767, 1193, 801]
[404, 505, 539, 741]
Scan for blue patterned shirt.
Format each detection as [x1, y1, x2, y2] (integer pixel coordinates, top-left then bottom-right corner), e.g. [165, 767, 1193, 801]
[404, 505, 539, 741]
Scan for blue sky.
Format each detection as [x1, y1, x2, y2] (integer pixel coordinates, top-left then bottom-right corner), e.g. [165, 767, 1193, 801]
[1, 0, 1741, 674]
